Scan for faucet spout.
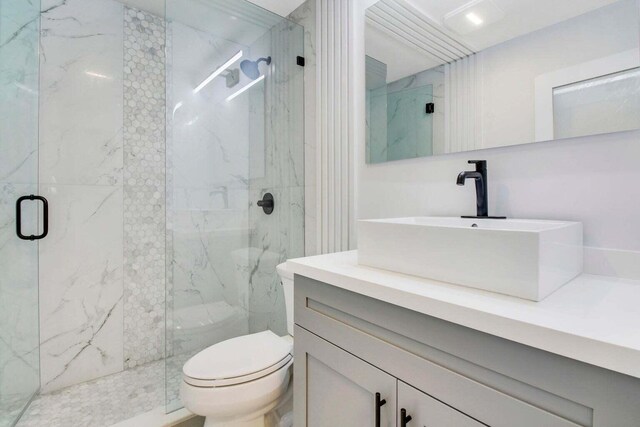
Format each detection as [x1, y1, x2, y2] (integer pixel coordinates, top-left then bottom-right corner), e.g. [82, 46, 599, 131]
[457, 171, 482, 186]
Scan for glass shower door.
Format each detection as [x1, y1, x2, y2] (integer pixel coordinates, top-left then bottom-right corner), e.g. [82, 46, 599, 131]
[0, 0, 41, 425]
[164, 0, 304, 412]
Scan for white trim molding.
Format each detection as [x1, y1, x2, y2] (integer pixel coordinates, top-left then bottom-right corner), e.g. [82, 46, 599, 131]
[315, 0, 361, 253]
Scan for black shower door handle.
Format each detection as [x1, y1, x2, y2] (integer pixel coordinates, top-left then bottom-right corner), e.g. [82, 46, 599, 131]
[16, 195, 49, 241]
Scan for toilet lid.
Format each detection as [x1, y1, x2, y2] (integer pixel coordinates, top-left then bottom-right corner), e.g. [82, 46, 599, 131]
[183, 330, 292, 384]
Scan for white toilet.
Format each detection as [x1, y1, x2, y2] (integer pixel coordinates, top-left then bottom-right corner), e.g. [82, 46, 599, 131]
[181, 262, 295, 427]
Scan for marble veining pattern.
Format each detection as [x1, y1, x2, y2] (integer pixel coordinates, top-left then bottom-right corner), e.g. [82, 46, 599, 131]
[39, 0, 124, 187]
[0, 1, 40, 185]
[288, 0, 317, 256]
[122, 6, 166, 369]
[166, 21, 252, 318]
[247, 19, 305, 335]
[17, 360, 164, 427]
[38, 184, 124, 392]
[8, 0, 310, 416]
[0, 185, 40, 427]
[0, 0, 41, 422]
[165, 20, 253, 410]
[37, 0, 126, 393]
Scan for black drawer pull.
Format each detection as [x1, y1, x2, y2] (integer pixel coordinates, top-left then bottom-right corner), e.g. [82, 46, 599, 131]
[16, 195, 48, 241]
[375, 392, 387, 427]
[401, 408, 412, 427]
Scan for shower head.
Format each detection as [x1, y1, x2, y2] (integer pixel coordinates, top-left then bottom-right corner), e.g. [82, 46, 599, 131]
[240, 56, 271, 80]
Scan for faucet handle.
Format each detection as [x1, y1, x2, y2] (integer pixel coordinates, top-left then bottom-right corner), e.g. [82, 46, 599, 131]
[468, 160, 487, 171]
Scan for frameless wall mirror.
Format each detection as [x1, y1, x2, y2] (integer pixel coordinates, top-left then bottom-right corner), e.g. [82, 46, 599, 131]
[365, 0, 640, 163]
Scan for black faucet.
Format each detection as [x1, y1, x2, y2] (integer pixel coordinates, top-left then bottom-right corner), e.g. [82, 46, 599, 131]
[456, 160, 506, 219]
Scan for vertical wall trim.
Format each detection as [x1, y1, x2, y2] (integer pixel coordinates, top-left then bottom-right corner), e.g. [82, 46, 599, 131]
[444, 54, 483, 153]
[316, 0, 358, 253]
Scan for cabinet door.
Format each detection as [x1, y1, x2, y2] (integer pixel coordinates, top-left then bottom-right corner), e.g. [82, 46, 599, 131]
[398, 381, 484, 427]
[294, 325, 397, 427]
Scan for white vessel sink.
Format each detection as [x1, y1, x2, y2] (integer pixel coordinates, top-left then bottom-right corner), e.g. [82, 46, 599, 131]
[357, 217, 583, 301]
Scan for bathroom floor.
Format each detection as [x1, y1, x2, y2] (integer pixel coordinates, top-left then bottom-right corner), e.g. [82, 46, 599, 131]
[17, 360, 167, 427]
[0, 396, 27, 427]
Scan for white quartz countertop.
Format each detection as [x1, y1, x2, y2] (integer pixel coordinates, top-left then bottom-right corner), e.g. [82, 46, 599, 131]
[287, 250, 640, 379]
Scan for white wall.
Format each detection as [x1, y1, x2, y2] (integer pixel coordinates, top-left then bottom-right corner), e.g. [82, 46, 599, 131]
[357, 129, 640, 254]
[479, 0, 638, 148]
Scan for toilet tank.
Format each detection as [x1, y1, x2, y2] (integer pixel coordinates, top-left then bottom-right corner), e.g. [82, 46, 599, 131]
[276, 262, 294, 336]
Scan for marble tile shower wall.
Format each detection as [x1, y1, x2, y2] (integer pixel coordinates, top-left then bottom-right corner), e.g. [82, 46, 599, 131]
[167, 21, 251, 320]
[164, 20, 255, 410]
[38, 0, 166, 391]
[0, 0, 41, 421]
[34, 0, 310, 394]
[39, 0, 125, 393]
[289, 0, 317, 257]
[247, 20, 305, 335]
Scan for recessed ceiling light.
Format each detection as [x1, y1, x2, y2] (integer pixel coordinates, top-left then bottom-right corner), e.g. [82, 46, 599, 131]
[444, 0, 505, 35]
[465, 12, 483, 26]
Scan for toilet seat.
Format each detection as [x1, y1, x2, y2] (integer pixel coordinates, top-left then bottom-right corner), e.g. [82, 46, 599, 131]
[183, 330, 293, 388]
[184, 354, 292, 387]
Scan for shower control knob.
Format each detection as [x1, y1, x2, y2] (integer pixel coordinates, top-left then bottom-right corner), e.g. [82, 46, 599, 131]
[257, 193, 274, 215]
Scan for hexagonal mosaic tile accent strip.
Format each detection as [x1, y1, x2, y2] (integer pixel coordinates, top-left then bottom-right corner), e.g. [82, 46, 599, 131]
[123, 6, 166, 369]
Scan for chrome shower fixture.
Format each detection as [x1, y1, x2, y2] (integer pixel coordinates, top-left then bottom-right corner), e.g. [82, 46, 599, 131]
[240, 56, 271, 80]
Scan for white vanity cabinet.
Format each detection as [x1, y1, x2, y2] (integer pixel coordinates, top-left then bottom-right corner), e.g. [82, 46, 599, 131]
[300, 325, 396, 427]
[293, 275, 640, 426]
[297, 324, 485, 427]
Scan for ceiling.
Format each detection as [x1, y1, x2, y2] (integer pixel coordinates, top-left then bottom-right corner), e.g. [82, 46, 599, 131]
[366, 0, 627, 82]
[115, 0, 306, 48]
[116, 0, 305, 17]
[245, 0, 307, 17]
[402, 0, 620, 51]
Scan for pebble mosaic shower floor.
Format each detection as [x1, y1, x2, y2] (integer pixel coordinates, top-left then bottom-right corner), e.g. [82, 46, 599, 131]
[16, 360, 174, 427]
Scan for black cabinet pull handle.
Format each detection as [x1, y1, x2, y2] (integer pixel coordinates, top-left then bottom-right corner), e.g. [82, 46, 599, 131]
[16, 195, 48, 241]
[400, 408, 412, 427]
[375, 392, 387, 427]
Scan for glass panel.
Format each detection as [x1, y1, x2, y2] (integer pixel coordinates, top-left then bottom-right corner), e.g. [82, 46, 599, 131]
[553, 67, 640, 139]
[386, 84, 433, 162]
[366, 56, 434, 163]
[0, 0, 41, 425]
[164, 0, 304, 412]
